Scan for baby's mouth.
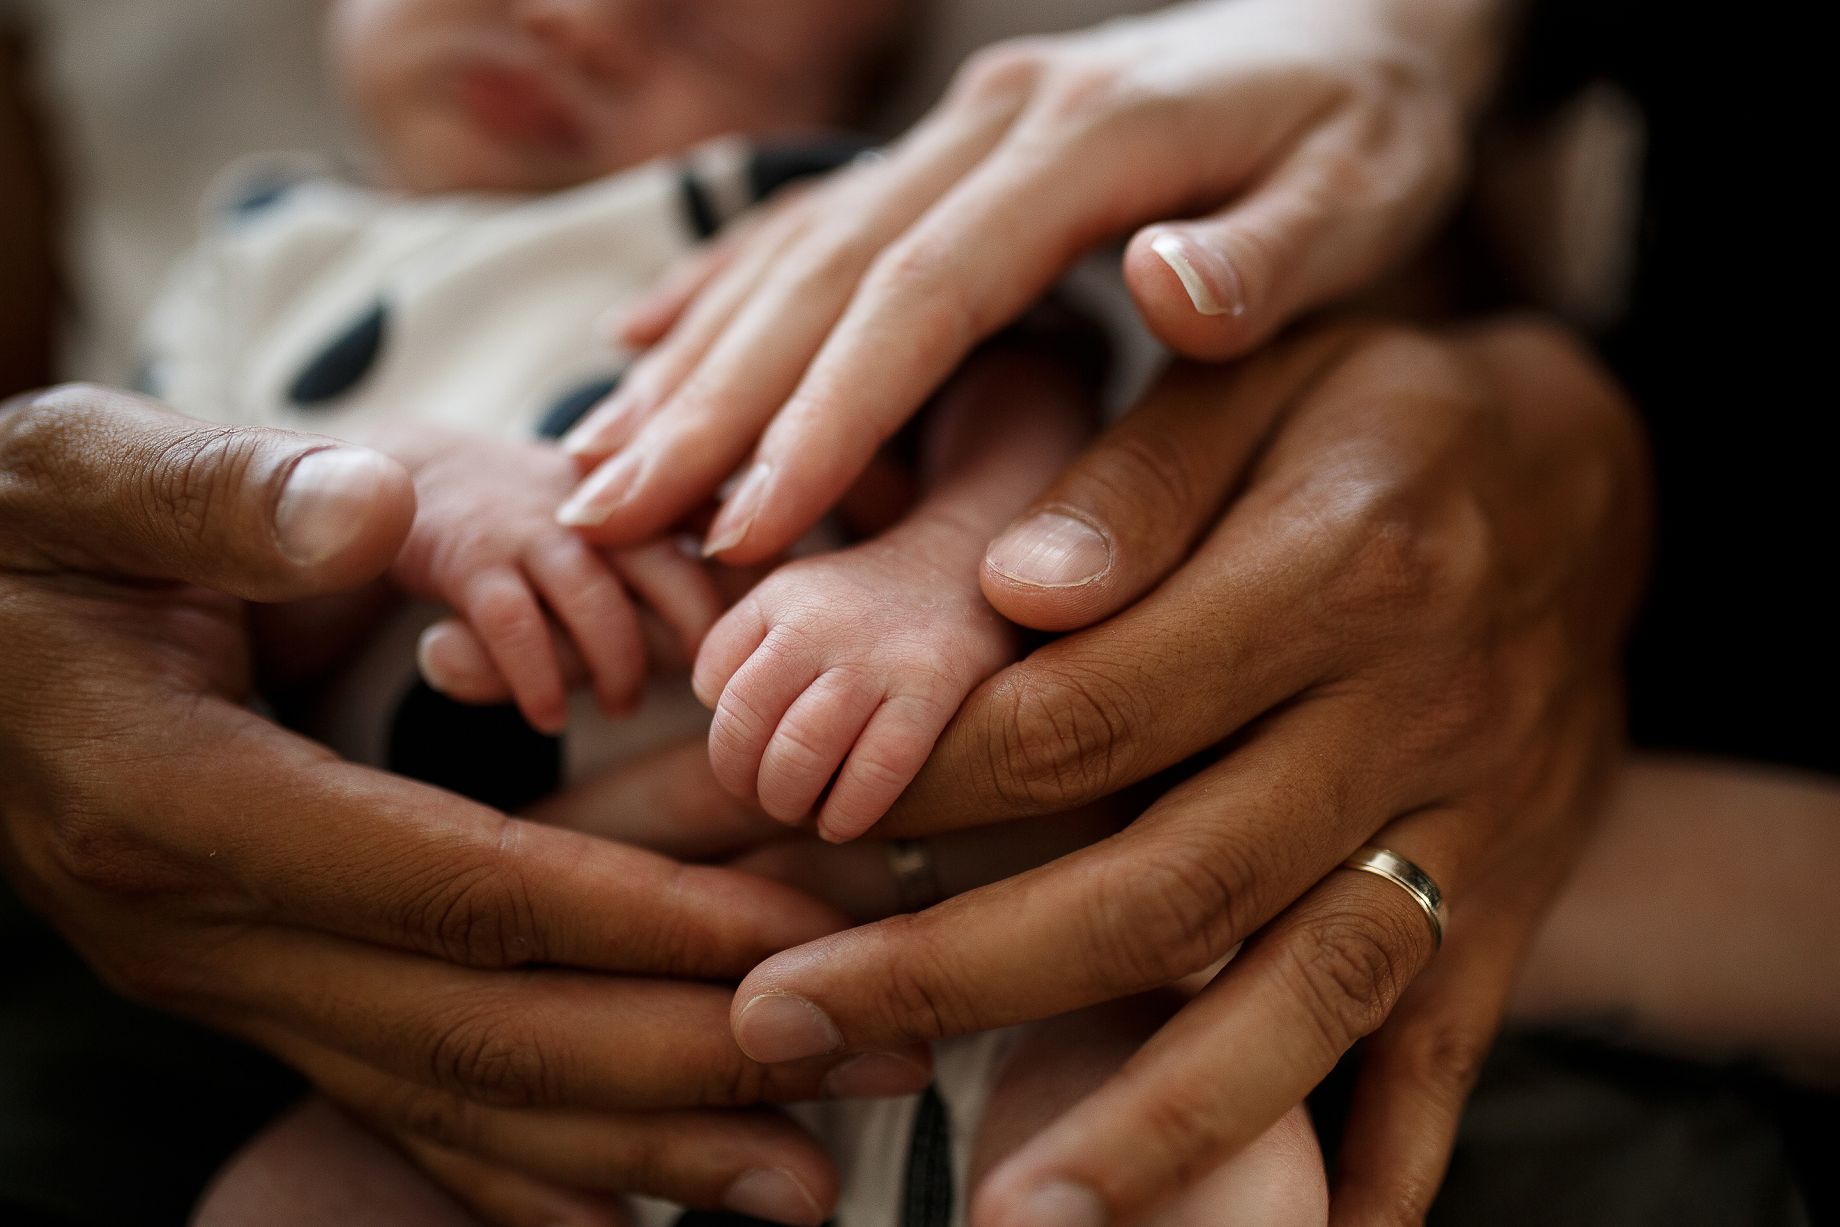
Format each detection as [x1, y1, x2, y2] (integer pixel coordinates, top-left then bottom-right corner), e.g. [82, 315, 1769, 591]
[453, 60, 591, 155]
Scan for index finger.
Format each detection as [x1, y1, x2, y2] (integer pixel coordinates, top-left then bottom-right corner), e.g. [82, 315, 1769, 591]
[156, 698, 848, 978]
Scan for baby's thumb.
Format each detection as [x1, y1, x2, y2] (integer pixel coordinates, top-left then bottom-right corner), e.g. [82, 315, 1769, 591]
[0, 384, 412, 601]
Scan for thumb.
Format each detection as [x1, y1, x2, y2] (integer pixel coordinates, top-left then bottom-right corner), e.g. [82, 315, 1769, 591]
[0, 384, 412, 601]
[980, 329, 1363, 631]
[1124, 117, 1452, 361]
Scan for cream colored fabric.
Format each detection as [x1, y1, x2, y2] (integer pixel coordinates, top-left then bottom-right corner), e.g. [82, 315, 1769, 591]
[12, 0, 1169, 385]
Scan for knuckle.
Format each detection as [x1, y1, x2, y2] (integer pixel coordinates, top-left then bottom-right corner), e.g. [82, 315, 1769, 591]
[1285, 906, 1419, 1052]
[400, 835, 539, 969]
[866, 231, 982, 343]
[952, 40, 1053, 109]
[423, 996, 555, 1106]
[981, 664, 1137, 812]
[44, 795, 191, 902]
[388, 1086, 480, 1152]
[1396, 1021, 1492, 1109]
[870, 915, 977, 1041]
[1133, 1084, 1228, 1189]
[143, 423, 247, 544]
[1091, 423, 1206, 528]
[1085, 838, 1250, 988]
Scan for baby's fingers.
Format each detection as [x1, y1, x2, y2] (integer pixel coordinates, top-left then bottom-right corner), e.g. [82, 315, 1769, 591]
[419, 618, 590, 706]
[526, 538, 646, 717]
[610, 537, 723, 661]
[459, 569, 570, 734]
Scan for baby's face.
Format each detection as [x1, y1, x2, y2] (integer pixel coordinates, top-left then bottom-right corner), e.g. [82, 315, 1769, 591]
[330, 0, 896, 193]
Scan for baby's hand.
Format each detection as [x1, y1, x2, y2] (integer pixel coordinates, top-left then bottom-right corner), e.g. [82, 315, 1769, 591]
[693, 517, 1016, 842]
[384, 431, 720, 733]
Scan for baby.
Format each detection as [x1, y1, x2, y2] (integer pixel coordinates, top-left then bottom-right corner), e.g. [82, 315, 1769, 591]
[147, 2, 1327, 1226]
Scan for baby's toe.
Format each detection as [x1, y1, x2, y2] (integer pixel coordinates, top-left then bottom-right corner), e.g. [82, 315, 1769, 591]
[693, 599, 771, 709]
[756, 670, 883, 824]
[462, 569, 568, 734]
[527, 537, 644, 714]
[818, 693, 945, 843]
[707, 628, 824, 804]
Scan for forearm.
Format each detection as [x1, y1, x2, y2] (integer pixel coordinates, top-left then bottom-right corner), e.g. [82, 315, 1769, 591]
[1512, 755, 1840, 1087]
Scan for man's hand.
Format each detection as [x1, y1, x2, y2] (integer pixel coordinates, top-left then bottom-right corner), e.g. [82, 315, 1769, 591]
[713, 321, 1651, 1225]
[0, 386, 930, 1227]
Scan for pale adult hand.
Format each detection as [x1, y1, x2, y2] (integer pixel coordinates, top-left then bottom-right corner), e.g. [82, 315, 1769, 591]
[559, 0, 1502, 561]
[0, 386, 931, 1227]
[715, 320, 1652, 1226]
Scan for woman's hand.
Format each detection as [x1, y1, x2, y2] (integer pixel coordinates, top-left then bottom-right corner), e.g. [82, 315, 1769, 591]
[709, 319, 1652, 1226]
[0, 387, 931, 1227]
[559, 0, 1504, 562]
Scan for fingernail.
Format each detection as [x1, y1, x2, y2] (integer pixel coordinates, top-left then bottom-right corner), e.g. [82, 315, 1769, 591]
[562, 389, 642, 457]
[1010, 1181, 1107, 1227]
[822, 1051, 931, 1099]
[722, 1168, 824, 1226]
[986, 512, 1112, 588]
[556, 452, 642, 526]
[274, 448, 393, 566]
[1150, 231, 1246, 318]
[416, 625, 458, 695]
[734, 991, 842, 1063]
[703, 461, 770, 556]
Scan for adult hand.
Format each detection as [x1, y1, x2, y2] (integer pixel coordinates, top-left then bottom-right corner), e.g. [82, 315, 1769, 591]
[718, 320, 1652, 1226]
[0, 386, 931, 1227]
[560, 0, 1504, 560]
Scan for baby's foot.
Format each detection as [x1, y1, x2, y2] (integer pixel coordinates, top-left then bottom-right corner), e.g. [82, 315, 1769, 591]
[693, 516, 1016, 842]
[383, 430, 720, 733]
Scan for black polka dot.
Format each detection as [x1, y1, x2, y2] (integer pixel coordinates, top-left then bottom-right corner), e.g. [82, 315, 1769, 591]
[385, 681, 561, 813]
[748, 135, 874, 203]
[288, 299, 389, 407]
[536, 372, 623, 440]
[677, 168, 722, 240]
[231, 179, 299, 219]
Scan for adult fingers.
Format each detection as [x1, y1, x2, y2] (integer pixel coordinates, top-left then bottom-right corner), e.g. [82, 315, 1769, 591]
[140, 698, 847, 978]
[978, 329, 1363, 632]
[1124, 107, 1458, 363]
[0, 384, 413, 599]
[729, 694, 1450, 1064]
[1325, 887, 1528, 1227]
[232, 930, 933, 1114]
[559, 81, 1026, 543]
[399, 1137, 633, 1227]
[970, 816, 1472, 1227]
[263, 1033, 842, 1225]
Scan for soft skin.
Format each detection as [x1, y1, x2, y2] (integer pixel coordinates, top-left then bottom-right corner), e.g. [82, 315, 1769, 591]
[559, 0, 1510, 558]
[0, 387, 945, 1227]
[716, 317, 1652, 1227]
[329, 0, 901, 194]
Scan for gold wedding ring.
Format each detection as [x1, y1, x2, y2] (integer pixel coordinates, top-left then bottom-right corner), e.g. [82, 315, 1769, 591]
[886, 839, 944, 913]
[1340, 846, 1448, 949]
